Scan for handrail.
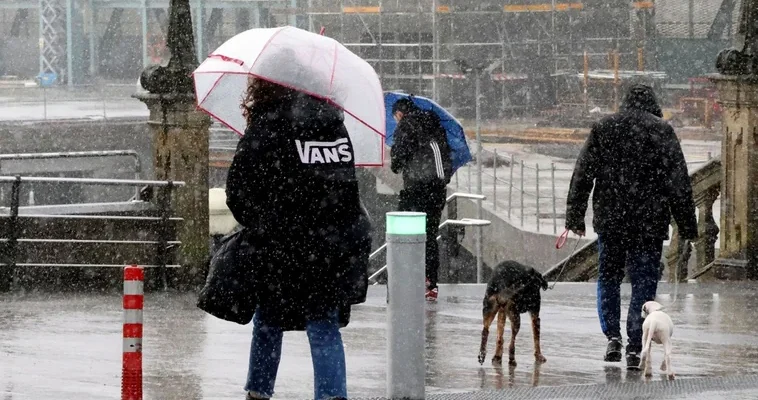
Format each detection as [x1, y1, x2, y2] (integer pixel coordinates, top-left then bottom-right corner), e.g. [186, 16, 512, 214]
[0, 176, 185, 187]
[0, 150, 142, 175]
[369, 192, 487, 262]
[0, 176, 184, 291]
[0, 150, 144, 198]
[446, 192, 486, 202]
[368, 218, 492, 283]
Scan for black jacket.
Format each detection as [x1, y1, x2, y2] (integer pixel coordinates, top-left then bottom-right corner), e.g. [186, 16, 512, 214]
[226, 93, 371, 330]
[565, 85, 698, 240]
[391, 109, 453, 187]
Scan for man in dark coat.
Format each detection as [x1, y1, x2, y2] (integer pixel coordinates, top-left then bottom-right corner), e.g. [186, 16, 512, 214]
[226, 80, 370, 400]
[390, 98, 452, 302]
[565, 84, 697, 370]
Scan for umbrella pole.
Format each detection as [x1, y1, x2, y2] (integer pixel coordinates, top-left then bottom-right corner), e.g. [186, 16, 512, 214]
[475, 72, 483, 284]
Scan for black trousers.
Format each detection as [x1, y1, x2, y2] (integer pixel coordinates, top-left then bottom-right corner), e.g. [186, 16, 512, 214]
[398, 181, 447, 289]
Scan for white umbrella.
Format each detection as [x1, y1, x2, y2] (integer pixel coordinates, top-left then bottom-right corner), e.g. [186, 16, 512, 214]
[193, 26, 385, 167]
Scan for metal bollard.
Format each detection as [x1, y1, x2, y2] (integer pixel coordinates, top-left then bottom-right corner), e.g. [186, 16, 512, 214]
[123, 265, 144, 400]
[386, 212, 426, 400]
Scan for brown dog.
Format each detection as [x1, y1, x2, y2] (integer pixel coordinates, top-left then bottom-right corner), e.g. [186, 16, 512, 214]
[478, 261, 549, 366]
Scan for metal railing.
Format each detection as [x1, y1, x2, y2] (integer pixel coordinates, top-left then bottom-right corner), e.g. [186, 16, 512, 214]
[455, 144, 717, 235]
[367, 192, 490, 284]
[0, 82, 144, 122]
[0, 176, 185, 291]
[0, 150, 143, 199]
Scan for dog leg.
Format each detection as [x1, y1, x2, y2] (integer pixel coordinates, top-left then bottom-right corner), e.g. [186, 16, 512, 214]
[492, 309, 506, 365]
[663, 339, 674, 379]
[508, 308, 520, 366]
[530, 312, 547, 364]
[479, 305, 497, 365]
[640, 328, 652, 377]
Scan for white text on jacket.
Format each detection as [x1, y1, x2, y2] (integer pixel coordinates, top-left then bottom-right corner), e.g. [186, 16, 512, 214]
[295, 138, 353, 164]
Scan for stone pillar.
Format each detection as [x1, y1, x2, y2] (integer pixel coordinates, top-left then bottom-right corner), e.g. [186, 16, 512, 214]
[135, 93, 210, 287]
[134, 0, 210, 288]
[710, 75, 758, 279]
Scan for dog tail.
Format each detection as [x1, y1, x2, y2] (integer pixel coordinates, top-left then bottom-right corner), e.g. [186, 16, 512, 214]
[531, 268, 549, 291]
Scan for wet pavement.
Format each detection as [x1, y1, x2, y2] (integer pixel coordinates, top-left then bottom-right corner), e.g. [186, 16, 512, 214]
[2, 282, 758, 399]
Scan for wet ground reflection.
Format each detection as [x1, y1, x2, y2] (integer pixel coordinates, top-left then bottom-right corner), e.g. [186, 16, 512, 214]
[1, 282, 758, 398]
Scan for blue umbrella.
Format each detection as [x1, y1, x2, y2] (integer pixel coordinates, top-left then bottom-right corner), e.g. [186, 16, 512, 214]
[384, 91, 472, 173]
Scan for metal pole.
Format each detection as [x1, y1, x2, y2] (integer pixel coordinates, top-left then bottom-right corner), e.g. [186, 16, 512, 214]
[475, 71, 483, 284]
[88, 0, 97, 75]
[43, 87, 47, 120]
[551, 162, 557, 234]
[141, 0, 149, 68]
[432, 0, 438, 102]
[307, 0, 313, 31]
[1, 177, 21, 292]
[386, 212, 426, 400]
[38, 0, 43, 76]
[508, 154, 514, 218]
[195, 0, 205, 64]
[493, 149, 497, 211]
[520, 159, 524, 224]
[66, 0, 73, 87]
[535, 163, 540, 232]
[468, 160, 472, 193]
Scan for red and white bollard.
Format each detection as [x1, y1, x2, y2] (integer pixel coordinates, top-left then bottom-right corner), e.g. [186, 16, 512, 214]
[122, 265, 144, 400]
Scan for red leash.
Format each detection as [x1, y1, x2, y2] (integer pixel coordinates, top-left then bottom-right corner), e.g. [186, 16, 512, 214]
[555, 229, 571, 249]
[550, 229, 583, 289]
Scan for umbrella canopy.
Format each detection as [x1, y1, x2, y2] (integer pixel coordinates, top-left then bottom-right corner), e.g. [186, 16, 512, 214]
[193, 26, 385, 167]
[384, 92, 472, 173]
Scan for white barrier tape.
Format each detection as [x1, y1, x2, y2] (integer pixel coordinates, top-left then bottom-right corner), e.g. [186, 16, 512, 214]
[123, 281, 144, 295]
[123, 338, 142, 353]
[123, 309, 144, 325]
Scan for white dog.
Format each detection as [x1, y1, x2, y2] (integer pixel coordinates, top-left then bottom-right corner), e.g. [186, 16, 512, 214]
[640, 301, 675, 379]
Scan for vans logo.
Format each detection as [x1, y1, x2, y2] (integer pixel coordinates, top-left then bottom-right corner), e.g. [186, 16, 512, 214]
[295, 138, 353, 164]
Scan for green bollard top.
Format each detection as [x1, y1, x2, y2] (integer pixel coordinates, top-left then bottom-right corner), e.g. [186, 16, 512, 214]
[386, 212, 427, 235]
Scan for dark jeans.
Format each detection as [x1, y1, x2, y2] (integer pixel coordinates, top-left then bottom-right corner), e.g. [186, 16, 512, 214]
[398, 181, 447, 289]
[245, 309, 346, 399]
[596, 233, 663, 354]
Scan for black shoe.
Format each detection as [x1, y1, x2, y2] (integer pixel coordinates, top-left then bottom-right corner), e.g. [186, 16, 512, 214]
[626, 352, 641, 370]
[604, 338, 623, 362]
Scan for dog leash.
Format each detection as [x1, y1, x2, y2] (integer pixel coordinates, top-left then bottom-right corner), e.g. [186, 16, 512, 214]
[663, 239, 692, 307]
[549, 229, 583, 290]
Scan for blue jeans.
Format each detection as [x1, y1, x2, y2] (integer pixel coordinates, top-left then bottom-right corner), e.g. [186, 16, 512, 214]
[245, 309, 347, 399]
[597, 234, 662, 354]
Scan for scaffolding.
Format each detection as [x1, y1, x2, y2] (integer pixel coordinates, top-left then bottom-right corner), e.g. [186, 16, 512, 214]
[38, 0, 66, 81]
[297, 0, 655, 119]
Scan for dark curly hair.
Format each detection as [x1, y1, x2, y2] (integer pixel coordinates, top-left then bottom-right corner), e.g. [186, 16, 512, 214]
[240, 76, 297, 122]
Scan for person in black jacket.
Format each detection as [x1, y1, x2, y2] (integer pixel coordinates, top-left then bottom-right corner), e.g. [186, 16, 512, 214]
[390, 98, 452, 302]
[565, 84, 697, 370]
[227, 76, 371, 400]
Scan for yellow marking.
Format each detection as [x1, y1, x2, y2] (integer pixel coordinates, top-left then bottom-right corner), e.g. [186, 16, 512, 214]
[343, 6, 380, 13]
[633, 1, 655, 9]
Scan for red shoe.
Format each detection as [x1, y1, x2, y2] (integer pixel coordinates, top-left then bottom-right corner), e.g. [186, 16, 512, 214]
[425, 287, 438, 302]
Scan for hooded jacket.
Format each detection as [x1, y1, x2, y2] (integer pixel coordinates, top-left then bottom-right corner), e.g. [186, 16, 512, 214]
[225, 93, 371, 330]
[565, 84, 698, 240]
[390, 108, 453, 187]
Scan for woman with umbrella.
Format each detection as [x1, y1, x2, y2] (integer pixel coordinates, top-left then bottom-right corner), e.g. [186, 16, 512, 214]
[195, 26, 385, 399]
[223, 51, 371, 400]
